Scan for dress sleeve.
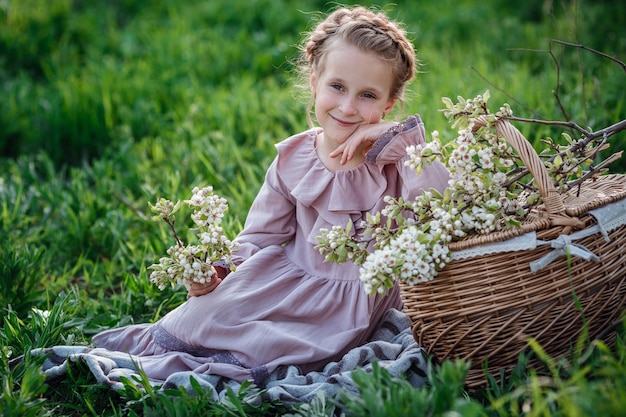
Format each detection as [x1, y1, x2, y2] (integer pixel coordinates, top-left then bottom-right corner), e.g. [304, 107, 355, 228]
[229, 158, 297, 266]
[366, 114, 450, 201]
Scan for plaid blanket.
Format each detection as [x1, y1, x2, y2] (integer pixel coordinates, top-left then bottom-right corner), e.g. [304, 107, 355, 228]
[27, 308, 428, 405]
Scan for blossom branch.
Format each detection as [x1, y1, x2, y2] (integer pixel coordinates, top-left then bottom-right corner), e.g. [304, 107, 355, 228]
[148, 187, 237, 290]
[164, 217, 184, 248]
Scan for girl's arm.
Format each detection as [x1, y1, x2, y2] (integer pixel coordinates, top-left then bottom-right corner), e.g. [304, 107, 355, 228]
[329, 121, 398, 165]
[230, 158, 297, 265]
[366, 115, 450, 200]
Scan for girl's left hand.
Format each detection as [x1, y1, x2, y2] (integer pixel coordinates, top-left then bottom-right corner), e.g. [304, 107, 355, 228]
[187, 265, 229, 298]
[330, 121, 397, 165]
[187, 275, 222, 297]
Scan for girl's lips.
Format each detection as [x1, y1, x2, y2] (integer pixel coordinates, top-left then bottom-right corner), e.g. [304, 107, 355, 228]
[331, 114, 358, 126]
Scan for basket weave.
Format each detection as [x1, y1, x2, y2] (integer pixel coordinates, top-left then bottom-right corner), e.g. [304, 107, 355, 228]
[401, 118, 626, 388]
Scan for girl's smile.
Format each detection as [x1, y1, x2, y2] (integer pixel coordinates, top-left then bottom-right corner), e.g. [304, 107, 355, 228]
[330, 114, 357, 127]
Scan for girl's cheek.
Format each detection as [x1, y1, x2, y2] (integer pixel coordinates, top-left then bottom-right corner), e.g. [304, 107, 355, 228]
[364, 107, 384, 123]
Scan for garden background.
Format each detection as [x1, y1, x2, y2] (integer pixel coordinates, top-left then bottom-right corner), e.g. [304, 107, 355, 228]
[1, 0, 625, 415]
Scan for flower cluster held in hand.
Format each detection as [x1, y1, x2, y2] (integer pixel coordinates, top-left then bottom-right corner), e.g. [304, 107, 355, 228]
[317, 91, 538, 296]
[148, 186, 237, 290]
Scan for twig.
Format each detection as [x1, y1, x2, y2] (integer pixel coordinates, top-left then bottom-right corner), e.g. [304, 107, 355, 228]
[567, 151, 623, 189]
[111, 191, 150, 221]
[164, 218, 184, 248]
[508, 116, 626, 142]
[499, 117, 626, 191]
[548, 41, 572, 124]
[470, 66, 542, 119]
[548, 39, 626, 74]
[592, 118, 626, 140]
[507, 115, 589, 136]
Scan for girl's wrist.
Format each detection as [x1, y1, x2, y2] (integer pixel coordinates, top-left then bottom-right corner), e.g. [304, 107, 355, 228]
[366, 116, 420, 163]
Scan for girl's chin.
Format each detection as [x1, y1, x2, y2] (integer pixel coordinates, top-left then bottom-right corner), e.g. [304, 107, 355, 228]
[324, 132, 351, 146]
[326, 125, 358, 141]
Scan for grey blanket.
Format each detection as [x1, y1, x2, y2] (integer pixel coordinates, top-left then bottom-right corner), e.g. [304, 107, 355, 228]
[29, 309, 428, 405]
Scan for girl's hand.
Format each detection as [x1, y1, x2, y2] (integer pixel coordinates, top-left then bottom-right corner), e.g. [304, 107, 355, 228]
[187, 266, 227, 297]
[330, 121, 397, 165]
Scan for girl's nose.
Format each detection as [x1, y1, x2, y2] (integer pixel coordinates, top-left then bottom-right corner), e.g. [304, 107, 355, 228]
[339, 96, 357, 115]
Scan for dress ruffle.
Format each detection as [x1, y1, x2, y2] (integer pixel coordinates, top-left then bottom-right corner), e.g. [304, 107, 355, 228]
[276, 115, 429, 246]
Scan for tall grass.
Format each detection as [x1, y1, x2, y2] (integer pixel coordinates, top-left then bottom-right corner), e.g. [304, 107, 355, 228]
[1, 0, 625, 415]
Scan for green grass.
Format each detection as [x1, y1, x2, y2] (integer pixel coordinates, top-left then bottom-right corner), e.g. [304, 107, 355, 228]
[1, 0, 625, 415]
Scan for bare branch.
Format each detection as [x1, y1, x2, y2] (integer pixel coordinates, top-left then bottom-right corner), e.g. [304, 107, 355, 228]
[500, 116, 626, 191]
[566, 151, 623, 189]
[507, 115, 590, 136]
[470, 66, 541, 118]
[112, 191, 150, 221]
[548, 39, 626, 74]
[548, 41, 571, 123]
[594, 119, 626, 139]
[507, 116, 626, 158]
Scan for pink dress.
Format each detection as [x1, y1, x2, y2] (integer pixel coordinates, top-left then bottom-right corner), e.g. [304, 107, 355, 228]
[92, 115, 449, 385]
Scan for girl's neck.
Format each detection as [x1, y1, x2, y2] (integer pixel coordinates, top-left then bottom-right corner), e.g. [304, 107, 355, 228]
[315, 132, 365, 172]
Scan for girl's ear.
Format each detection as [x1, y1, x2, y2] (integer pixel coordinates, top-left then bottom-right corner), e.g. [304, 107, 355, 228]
[383, 98, 397, 115]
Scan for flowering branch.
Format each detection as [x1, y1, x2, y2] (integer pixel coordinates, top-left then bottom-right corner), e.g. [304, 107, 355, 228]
[316, 91, 620, 296]
[148, 186, 238, 290]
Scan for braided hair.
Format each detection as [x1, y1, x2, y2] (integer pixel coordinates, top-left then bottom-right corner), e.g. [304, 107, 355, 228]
[298, 6, 417, 124]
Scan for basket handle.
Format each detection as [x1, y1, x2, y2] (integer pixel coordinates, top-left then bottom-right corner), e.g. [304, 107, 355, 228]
[475, 116, 584, 229]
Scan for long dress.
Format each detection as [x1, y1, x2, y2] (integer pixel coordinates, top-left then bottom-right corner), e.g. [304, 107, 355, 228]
[92, 115, 449, 386]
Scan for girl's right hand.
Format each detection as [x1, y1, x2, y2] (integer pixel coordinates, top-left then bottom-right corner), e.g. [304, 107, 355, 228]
[330, 121, 397, 165]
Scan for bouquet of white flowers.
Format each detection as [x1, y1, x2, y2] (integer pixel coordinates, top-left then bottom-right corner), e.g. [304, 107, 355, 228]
[316, 91, 602, 296]
[148, 186, 238, 290]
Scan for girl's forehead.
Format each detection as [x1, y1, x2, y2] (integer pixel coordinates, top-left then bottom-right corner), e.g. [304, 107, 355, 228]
[322, 40, 390, 72]
[320, 42, 393, 91]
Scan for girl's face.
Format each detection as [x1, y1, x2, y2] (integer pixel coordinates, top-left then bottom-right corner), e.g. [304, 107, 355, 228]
[310, 40, 396, 147]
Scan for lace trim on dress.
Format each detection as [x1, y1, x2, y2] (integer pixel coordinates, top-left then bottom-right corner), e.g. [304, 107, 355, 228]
[150, 323, 236, 360]
[212, 259, 231, 270]
[149, 323, 271, 385]
[366, 115, 420, 163]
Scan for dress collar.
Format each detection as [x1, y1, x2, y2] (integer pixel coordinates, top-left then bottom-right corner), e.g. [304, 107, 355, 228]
[276, 129, 388, 212]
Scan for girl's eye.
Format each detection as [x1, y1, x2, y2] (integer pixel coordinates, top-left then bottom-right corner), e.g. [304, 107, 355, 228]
[330, 83, 343, 91]
[362, 92, 376, 100]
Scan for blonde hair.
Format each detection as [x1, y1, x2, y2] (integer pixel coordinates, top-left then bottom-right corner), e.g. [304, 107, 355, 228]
[298, 6, 418, 125]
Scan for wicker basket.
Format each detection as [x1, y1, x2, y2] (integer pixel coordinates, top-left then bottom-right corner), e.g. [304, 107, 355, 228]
[401, 118, 626, 388]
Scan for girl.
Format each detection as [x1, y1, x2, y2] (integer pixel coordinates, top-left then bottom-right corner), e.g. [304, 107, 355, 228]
[92, 5, 449, 386]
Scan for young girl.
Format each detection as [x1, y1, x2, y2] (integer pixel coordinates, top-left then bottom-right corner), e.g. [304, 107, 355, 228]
[92, 5, 449, 386]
